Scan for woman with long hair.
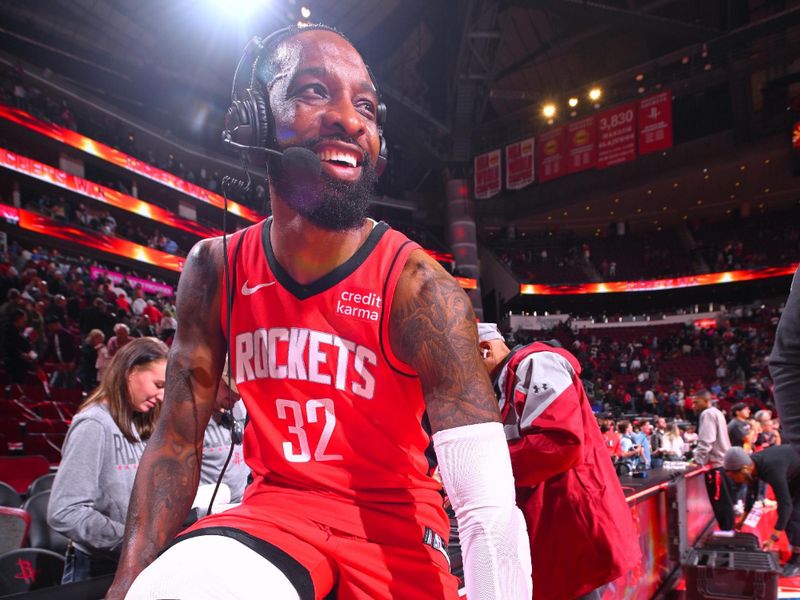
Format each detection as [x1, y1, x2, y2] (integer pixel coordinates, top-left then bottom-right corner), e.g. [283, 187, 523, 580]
[48, 337, 168, 583]
[660, 421, 686, 460]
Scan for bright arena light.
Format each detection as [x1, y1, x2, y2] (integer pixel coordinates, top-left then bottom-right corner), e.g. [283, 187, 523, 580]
[542, 103, 556, 118]
[588, 87, 602, 101]
[568, 97, 578, 108]
[301, 6, 311, 19]
[207, 0, 270, 19]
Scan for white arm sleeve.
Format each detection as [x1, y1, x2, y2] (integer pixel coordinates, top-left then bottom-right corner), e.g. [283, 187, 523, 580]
[434, 421, 532, 600]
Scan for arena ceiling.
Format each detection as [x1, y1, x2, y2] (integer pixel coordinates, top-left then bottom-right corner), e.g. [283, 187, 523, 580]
[0, 0, 797, 194]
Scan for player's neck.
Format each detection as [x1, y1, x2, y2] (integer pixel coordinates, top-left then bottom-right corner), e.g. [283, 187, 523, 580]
[269, 197, 373, 285]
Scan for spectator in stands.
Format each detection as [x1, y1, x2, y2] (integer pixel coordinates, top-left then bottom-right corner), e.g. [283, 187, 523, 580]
[78, 328, 104, 393]
[2, 307, 35, 384]
[600, 418, 621, 457]
[107, 323, 131, 357]
[142, 300, 162, 327]
[770, 267, 800, 447]
[692, 390, 735, 530]
[134, 314, 157, 338]
[158, 307, 177, 342]
[755, 410, 781, 449]
[630, 421, 652, 469]
[44, 315, 78, 388]
[79, 297, 113, 337]
[618, 420, 645, 471]
[476, 323, 640, 600]
[660, 422, 685, 460]
[48, 337, 168, 583]
[724, 446, 800, 576]
[130, 287, 147, 316]
[0, 288, 24, 323]
[727, 402, 752, 447]
[115, 292, 131, 316]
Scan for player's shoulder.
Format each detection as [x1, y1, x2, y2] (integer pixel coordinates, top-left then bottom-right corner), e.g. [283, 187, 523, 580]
[396, 248, 462, 300]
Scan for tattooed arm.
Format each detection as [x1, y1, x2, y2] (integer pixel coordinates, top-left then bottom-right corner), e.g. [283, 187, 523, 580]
[391, 251, 532, 600]
[390, 251, 499, 430]
[106, 238, 226, 599]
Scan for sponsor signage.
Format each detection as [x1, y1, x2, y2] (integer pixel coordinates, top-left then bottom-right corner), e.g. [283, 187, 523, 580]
[505, 137, 535, 190]
[638, 91, 673, 155]
[90, 267, 175, 297]
[474, 149, 502, 199]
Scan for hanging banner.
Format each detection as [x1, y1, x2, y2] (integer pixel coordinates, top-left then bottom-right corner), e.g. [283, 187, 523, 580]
[597, 102, 637, 169]
[638, 91, 673, 155]
[505, 137, 535, 190]
[566, 116, 597, 174]
[536, 127, 567, 182]
[474, 149, 502, 199]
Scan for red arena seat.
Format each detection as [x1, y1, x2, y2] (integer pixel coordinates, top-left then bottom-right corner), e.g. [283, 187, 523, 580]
[0, 456, 51, 494]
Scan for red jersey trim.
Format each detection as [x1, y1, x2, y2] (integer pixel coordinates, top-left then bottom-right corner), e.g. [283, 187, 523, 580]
[378, 241, 420, 378]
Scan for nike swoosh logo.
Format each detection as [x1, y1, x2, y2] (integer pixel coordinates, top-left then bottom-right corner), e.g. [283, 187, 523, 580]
[241, 280, 276, 295]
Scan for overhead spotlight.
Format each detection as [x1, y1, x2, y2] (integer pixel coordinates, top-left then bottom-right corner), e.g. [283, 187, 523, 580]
[300, 5, 311, 18]
[588, 87, 602, 102]
[637, 86, 646, 94]
[210, 0, 269, 19]
[635, 73, 644, 82]
[542, 103, 556, 119]
[568, 97, 578, 108]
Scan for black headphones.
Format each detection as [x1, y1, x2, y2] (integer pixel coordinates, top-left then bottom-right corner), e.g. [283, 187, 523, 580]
[223, 27, 388, 176]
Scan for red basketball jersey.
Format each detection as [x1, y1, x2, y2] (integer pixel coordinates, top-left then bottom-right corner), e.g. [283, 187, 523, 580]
[220, 218, 447, 537]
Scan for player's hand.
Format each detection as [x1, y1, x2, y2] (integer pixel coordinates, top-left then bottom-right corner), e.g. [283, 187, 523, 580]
[762, 538, 775, 551]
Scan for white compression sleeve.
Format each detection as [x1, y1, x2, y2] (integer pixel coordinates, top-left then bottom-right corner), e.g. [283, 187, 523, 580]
[434, 421, 532, 600]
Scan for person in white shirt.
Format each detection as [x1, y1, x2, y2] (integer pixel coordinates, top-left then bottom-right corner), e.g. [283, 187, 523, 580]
[692, 390, 735, 530]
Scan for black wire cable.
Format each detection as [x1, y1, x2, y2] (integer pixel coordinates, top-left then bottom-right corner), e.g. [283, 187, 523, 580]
[206, 160, 248, 516]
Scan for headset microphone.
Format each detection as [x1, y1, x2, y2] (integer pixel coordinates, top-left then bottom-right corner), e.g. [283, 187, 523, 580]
[222, 133, 322, 181]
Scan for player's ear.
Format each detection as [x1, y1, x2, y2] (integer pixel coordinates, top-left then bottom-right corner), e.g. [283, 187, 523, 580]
[479, 341, 492, 360]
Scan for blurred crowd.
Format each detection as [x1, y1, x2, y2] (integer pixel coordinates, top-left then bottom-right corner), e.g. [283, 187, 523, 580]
[0, 242, 176, 392]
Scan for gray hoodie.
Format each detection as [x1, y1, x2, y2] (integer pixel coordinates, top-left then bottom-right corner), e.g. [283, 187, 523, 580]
[48, 403, 146, 555]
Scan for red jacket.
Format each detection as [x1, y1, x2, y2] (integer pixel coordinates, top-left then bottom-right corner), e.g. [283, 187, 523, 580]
[498, 343, 641, 600]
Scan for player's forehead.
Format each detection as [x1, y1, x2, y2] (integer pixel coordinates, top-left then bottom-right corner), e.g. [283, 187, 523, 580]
[270, 29, 371, 85]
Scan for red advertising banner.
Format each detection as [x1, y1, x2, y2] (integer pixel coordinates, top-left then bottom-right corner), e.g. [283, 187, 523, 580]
[536, 127, 567, 182]
[505, 138, 535, 190]
[0, 147, 221, 239]
[0, 103, 262, 223]
[5, 204, 186, 272]
[519, 264, 798, 296]
[474, 150, 502, 199]
[90, 267, 175, 297]
[596, 103, 637, 169]
[566, 117, 597, 174]
[638, 91, 673, 155]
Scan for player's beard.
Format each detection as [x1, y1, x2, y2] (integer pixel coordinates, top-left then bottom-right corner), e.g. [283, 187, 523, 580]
[270, 138, 377, 232]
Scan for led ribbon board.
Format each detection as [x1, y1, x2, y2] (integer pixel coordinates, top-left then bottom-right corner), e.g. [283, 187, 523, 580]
[0, 148, 221, 239]
[3, 204, 185, 272]
[0, 103, 262, 222]
[520, 264, 799, 295]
